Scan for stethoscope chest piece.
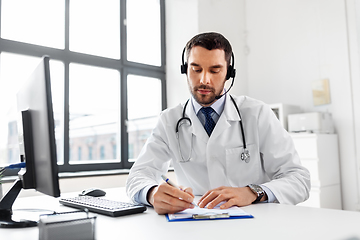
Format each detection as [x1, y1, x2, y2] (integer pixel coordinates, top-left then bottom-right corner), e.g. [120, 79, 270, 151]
[241, 149, 250, 163]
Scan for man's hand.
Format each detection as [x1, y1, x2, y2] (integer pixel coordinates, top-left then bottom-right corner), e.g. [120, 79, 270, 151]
[147, 182, 195, 215]
[198, 186, 267, 209]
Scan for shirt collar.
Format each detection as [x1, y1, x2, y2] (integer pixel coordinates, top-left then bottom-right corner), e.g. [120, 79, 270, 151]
[191, 90, 226, 116]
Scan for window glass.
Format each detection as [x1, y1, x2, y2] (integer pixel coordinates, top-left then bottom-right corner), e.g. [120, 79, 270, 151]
[69, 0, 120, 59]
[1, 0, 65, 49]
[69, 63, 120, 164]
[0, 53, 64, 166]
[0, 0, 165, 173]
[127, 74, 161, 161]
[126, 0, 161, 66]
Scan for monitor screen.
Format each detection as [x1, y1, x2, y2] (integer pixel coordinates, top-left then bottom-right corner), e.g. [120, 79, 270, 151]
[0, 56, 60, 228]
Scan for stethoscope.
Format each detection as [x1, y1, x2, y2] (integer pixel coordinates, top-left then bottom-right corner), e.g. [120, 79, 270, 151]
[175, 95, 250, 163]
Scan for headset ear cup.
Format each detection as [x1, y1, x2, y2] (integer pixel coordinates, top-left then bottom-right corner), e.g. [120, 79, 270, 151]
[226, 65, 236, 80]
[181, 63, 188, 74]
[226, 52, 236, 80]
[180, 47, 188, 74]
[231, 68, 236, 79]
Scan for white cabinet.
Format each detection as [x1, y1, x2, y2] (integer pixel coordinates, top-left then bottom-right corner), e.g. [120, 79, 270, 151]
[290, 133, 342, 209]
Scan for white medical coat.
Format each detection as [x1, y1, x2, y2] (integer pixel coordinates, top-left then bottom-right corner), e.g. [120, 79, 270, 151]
[126, 95, 310, 205]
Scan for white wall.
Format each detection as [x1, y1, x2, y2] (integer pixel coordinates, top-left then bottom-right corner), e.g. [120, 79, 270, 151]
[347, 0, 360, 211]
[165, 0, 360, 211]
[165, 0, 247, 108]
[245, 0, 360, 211]
[198, 0, 247, 97]
[165, 0, 199, 108]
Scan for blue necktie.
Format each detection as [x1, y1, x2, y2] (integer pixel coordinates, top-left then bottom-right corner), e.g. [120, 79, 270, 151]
[200, 107, 216, 136]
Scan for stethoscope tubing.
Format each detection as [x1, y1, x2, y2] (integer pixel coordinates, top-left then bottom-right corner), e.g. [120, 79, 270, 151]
[230, 95, 247, 150]
[175, 95, 250, 163]
[175, 99, 191, 133]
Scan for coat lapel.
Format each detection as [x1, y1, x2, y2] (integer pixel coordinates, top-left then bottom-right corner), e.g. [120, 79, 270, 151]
[210, 94, 241, 139]
[185, 99, 209, 143]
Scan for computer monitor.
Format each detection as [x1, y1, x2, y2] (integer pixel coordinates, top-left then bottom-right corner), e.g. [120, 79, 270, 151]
[0, 56, 60, 228]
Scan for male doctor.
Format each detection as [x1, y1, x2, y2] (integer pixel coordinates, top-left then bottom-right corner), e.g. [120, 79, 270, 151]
[126, 32, 310, 215]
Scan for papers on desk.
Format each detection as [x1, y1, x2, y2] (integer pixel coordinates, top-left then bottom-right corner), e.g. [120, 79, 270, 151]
[166, 206, 253, 222]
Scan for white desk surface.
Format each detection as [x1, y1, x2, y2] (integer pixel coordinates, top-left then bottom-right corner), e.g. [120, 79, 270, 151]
[1, 187, 360, 240]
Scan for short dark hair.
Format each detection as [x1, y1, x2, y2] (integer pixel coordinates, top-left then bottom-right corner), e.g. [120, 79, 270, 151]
[185, 32, 232, 67]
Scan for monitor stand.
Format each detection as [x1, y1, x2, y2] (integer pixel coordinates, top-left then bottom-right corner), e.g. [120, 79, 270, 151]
[0, 178, 37, 228]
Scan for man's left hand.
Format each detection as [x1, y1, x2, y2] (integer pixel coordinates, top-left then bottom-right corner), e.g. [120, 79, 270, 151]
[198, 186, 267, 209]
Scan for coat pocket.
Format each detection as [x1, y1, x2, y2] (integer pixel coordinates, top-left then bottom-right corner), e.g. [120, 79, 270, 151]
[225, 144, 260, 186]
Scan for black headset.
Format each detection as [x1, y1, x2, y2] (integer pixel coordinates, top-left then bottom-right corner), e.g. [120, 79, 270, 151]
[180, 47, 236, 80]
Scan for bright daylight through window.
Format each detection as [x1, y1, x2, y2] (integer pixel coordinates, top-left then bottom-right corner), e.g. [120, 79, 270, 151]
[0, 0, 166, 176]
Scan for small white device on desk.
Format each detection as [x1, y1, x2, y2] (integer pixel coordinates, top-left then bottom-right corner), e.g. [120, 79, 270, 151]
[288, 112, 334, 133]
[38, 210, 96, 240]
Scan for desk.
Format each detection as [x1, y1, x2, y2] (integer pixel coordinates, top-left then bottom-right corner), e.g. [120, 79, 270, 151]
[1, 187, 360, 240]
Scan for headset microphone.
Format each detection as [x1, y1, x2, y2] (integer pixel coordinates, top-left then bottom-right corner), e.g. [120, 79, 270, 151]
[215, 75, 235, 99]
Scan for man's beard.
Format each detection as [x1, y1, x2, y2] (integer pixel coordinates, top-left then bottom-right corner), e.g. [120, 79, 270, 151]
[189, 84, 223, 106]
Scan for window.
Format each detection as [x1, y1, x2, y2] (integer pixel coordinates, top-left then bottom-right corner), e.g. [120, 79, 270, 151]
[1, 0, 65, 49]
[126, 0, 161, 66]
[88, 146, 93, 160]
[0, 0, 166, 176]
[69, 0, 120, 59]
[69, 63, 120, 164]
[127, 75, 162, 162]
[78, 147, 82, 161]
[100, 146, 105, 160]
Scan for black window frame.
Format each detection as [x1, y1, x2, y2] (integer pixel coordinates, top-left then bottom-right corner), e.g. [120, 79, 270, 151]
[0, 0, 167, 176]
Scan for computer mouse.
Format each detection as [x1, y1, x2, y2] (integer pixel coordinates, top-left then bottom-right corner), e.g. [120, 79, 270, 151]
[80, 188, 106, 197]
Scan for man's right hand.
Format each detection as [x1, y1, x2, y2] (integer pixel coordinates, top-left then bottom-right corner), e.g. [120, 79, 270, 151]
[147, 182, 195, 215]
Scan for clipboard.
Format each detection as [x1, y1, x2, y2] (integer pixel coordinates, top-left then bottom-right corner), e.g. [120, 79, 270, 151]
[165, 206, 254, 222]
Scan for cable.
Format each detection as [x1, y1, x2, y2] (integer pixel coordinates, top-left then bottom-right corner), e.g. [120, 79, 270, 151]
[6, 162, 26, 169]
[0, 162, 26, 174]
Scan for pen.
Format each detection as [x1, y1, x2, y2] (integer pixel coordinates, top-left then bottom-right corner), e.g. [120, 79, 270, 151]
[161, 175, 198, 206]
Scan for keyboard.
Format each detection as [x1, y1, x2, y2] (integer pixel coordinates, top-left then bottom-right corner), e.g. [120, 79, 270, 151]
[59, 196, 147, 217]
